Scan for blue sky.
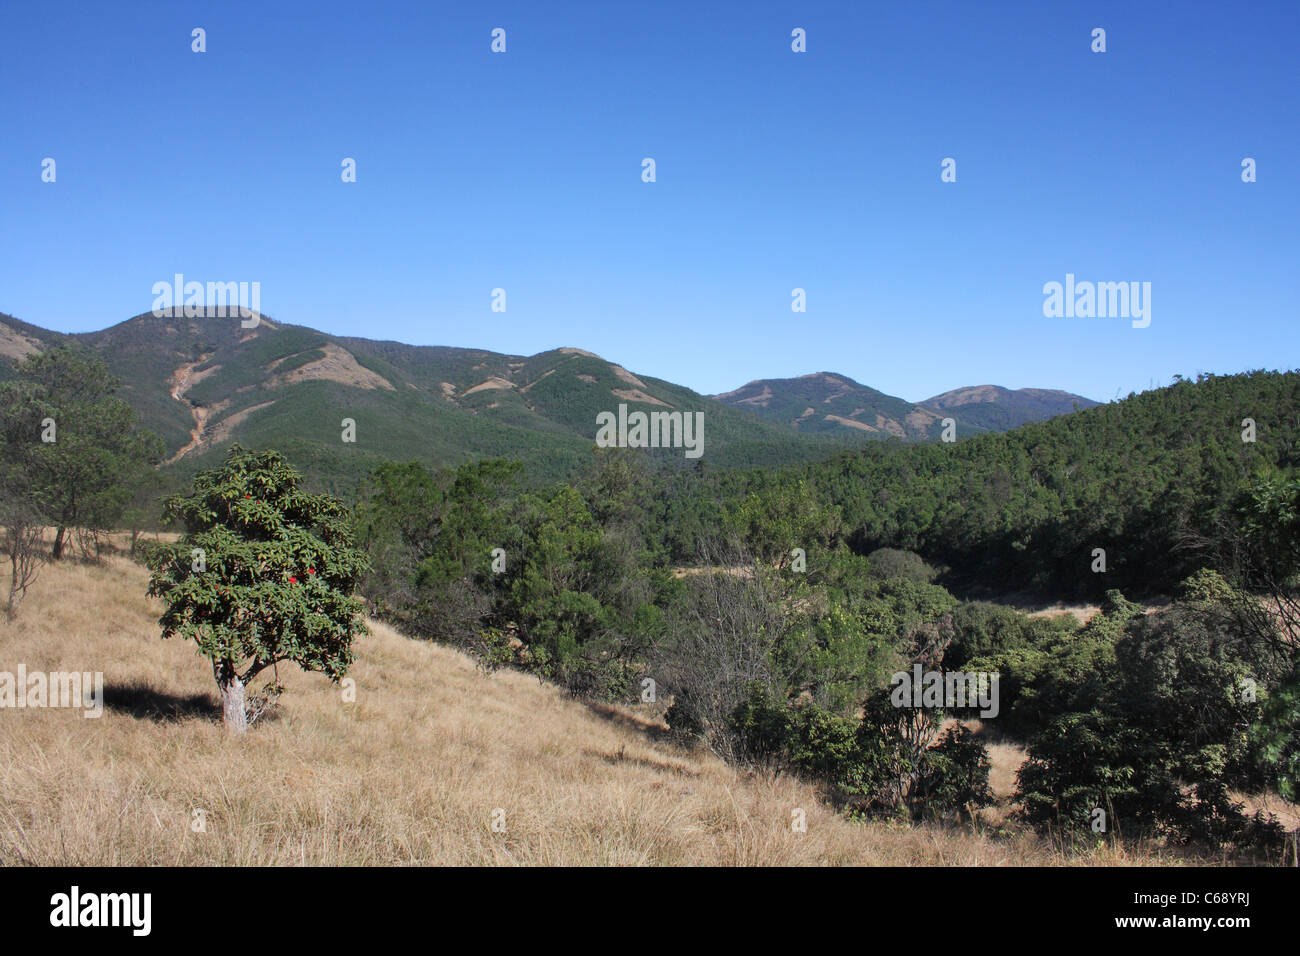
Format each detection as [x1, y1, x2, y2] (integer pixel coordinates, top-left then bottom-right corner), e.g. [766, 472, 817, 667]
[2, 0, 1297, 403]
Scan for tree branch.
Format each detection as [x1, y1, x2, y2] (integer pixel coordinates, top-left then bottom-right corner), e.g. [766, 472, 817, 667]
[239, 657, 276, 684]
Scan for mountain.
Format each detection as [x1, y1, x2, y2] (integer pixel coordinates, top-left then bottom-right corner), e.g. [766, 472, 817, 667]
[920, 385, 1100, 432]
[0, 311, 863, 487]
[712, 373, 1097, 438]
[712, 372, 942, 439]
[1, 311, 1100, 487]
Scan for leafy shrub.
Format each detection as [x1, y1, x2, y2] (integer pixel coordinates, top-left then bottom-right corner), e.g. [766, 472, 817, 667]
[1016, 596, 1289, 848]
[867, 548, 938, 584]
[724, 683, 993, 822]
[914, 724, 996, 819]
[1177, 567, 1234, 603]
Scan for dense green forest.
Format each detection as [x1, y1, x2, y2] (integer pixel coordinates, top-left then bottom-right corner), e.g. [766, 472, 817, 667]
[663, 370, 1300, 598]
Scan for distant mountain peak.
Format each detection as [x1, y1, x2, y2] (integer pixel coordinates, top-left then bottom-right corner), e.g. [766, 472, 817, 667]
[922, 384, 1093, 409]
[713, 373, 1098, 438]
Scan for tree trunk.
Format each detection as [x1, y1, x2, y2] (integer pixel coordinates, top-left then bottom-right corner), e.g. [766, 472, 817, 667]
[6, 554, 17, 621]
[216, 663, 247, 734]
[52, 526, 66, 560]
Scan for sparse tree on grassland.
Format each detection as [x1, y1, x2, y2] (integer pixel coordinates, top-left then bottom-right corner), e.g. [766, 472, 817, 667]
[146, 445, 369, 733]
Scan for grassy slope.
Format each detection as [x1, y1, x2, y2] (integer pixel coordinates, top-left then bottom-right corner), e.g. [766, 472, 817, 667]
[0, 547, 1188, 866]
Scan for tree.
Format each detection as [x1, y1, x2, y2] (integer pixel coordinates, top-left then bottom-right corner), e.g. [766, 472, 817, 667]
[656, 539, 793, 761]
[1227, 474, 1300, 660]
[1, 496, 45, 621]
[1235, 476, 1300, 848]
[146, 446, 369, 733]
[0, 376, 46, 619]
[1255, 662, 1300, 816]
[1015, 594, 1287, 848]
[121, 466, 174, 560]
[1, 347, 162, 559]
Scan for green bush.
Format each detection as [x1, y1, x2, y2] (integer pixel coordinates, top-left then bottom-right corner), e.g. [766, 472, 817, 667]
[724, 683, 994, 822]
[1015, 596, 1289, 848]
[867, 547, 938, 584]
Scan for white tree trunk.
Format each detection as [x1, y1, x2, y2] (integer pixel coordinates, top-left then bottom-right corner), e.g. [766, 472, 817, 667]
[216, 663, 247, 734]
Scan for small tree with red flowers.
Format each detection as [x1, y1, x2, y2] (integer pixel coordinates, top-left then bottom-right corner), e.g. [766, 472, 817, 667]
[146, 445, 369, 733]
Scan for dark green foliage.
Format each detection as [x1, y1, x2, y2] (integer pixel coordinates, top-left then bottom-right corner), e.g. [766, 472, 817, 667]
[723, 479, 842, 568]
[724, 681, 994, 822]
[1015, 594, 1288, 847]
[1255, 662, 1300, 803]
[1236, 476, 1300, 809]
[945, 600, 1074, 671]
[866, 547, 938, 583]
[1237, 474, 1300, 585]
[717, 370, 1300, 598]
[1177, 567, 1235, 603]
[915, 724, 997, 817]
[357, 453, 663, 698]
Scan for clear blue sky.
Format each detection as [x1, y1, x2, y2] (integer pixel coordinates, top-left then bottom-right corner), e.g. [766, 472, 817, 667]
[2, 0, 1297, 403]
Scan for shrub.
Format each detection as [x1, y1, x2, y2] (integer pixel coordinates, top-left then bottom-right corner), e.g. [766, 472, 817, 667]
[724, 683, 994, 822]
[867, 547, 938, 584]
[1016, 596, 1289, 848]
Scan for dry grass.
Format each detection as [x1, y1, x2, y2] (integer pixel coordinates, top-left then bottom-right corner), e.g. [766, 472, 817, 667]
[0, 550, 1198, 866]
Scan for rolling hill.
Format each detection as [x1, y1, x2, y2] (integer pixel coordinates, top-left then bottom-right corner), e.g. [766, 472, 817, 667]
[921, 385, 1100, 432]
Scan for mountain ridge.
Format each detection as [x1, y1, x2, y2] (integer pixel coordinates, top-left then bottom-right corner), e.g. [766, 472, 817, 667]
[0, 310, 1099, 484]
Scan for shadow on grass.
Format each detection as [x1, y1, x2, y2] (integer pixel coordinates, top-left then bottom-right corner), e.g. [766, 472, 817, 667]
[583, 700, 673, 741]
[102, 681, 218, 723]
[582, 746, 702, 778]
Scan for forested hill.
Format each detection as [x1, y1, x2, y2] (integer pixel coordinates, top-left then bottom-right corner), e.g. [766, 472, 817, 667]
[701, 371, 1300, 598]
